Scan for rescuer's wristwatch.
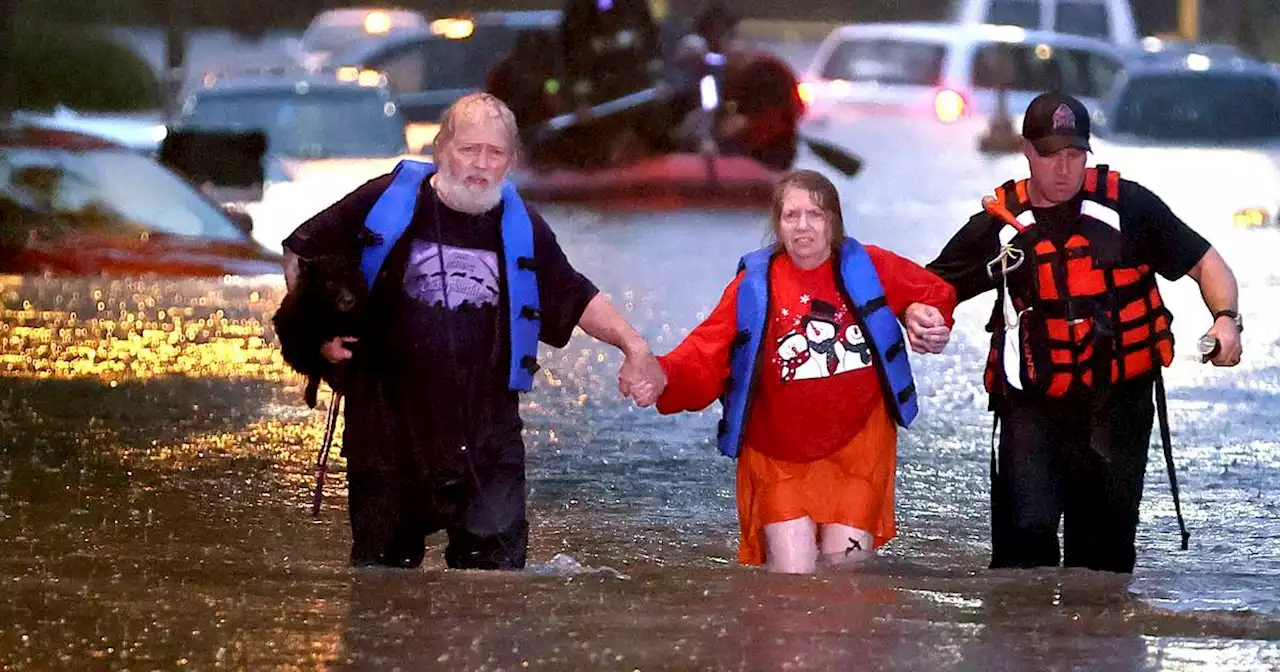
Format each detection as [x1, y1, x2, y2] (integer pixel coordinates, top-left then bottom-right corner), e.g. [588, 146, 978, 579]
[1213, 309, 1243, 333]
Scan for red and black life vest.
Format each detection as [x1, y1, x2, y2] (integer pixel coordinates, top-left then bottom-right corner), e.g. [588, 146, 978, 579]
[982, 165, 1175, 398]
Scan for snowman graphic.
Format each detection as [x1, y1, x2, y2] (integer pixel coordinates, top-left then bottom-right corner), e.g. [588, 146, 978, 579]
[776, 299, 873, 382]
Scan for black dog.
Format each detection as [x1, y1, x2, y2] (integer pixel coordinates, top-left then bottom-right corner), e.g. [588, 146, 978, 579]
[272, 253, 370, 408]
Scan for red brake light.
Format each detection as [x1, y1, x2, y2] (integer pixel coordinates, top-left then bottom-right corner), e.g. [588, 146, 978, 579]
[934, 88, 966, 123]
[797, 81, 816, 108]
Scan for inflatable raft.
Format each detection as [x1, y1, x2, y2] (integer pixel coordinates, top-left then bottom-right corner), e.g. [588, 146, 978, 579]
[513, 153, 782, 210]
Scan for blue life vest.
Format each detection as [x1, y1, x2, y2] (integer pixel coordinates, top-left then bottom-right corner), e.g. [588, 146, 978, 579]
[717, 238, 919, 458]
[358, 159, 542, 392]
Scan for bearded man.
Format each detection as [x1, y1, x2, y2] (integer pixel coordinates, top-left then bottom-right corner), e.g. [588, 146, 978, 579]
[281, 93, 662, 570]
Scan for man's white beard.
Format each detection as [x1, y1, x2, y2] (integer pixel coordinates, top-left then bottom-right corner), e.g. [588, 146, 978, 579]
[434, 163, 504, 215]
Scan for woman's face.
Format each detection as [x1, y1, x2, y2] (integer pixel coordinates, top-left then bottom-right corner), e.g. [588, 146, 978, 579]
[778, 186, 832, 269]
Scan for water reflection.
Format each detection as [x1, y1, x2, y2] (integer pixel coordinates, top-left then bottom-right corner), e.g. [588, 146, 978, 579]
[3, 133, 1280, 666]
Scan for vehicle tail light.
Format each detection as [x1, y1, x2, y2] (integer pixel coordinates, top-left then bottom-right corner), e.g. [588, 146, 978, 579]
[934, 88, 966, 123]
[797, 81, 816, 107]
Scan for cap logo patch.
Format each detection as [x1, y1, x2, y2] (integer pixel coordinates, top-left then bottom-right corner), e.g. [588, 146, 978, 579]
[1052, 103, 1076, 133]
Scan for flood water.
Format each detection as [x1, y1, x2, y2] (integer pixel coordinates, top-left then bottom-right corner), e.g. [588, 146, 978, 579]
[3, 118, 1279, 670]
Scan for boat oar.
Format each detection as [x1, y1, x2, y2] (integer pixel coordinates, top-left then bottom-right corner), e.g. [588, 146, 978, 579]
[530, 83, 865, 179]
[532, 87, 666, 145]
[803, 136, 863, 178]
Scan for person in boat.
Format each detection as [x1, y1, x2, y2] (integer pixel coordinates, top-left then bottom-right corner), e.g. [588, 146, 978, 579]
[667, 1, 805, 171]
[632, 169, 957, 574]
[542, 0, 669, 169]
[486, 30, 565, 137]
[279, 93, 664, 570]
[560, 0, 662, 107]
[920, 92, 1243, 574]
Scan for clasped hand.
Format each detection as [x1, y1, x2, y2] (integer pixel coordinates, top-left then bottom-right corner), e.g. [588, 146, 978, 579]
[618, 345, 666, 407]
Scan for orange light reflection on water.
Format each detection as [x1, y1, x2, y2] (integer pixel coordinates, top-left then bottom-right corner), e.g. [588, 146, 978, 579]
[1, 275, 293, 382]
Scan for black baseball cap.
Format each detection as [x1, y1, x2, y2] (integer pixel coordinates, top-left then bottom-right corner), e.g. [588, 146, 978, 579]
[1021, 91, 1091, 155]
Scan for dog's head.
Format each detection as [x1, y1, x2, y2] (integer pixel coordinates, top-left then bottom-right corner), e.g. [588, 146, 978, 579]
[298, 254, 369, 314]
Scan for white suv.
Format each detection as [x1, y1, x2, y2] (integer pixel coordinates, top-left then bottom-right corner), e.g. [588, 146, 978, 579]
[799, 23, 1124, 127]
[952, 0, 1139, 48]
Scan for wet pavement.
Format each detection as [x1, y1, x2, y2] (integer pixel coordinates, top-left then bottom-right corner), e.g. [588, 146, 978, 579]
[3, 117, 1280, 670]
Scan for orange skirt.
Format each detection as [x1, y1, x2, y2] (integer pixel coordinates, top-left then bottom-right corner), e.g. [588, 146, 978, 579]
[735, 401, 898, 565]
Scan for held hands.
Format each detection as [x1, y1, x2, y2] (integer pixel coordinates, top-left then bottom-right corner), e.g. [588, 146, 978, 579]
[618, 343, 667, 408]
[904, 303, 951, 354]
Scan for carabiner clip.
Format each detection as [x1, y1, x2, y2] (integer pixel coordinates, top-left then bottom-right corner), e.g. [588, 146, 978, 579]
[986, 245, 1025, 280]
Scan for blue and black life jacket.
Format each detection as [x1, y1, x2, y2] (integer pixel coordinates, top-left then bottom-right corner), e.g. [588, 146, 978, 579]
[358, 159, 542, 392]
[717, 237, 919, 457]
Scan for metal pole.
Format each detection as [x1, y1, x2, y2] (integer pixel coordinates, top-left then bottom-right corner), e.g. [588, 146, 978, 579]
[1180, 0, 1200, 41]
[0, 0, 17, 125]
[979, 48, 1019, 154]
[163, 0, 188, 121]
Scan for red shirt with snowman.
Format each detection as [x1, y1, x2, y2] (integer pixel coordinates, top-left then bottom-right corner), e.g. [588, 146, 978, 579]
[657, 247, 956, 463]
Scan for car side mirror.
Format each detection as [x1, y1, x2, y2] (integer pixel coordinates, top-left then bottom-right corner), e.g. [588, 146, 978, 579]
[221, 205, 254, 237]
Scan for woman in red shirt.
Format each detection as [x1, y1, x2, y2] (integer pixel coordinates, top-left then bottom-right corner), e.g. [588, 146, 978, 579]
[645, 170, 957, 573]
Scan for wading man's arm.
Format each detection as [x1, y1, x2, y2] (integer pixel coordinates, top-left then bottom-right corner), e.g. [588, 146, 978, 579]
[576, 293, 665, 404]
[1185, 246, 1242, 366]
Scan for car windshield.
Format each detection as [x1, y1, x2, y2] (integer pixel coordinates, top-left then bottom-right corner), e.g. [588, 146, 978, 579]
[988, 0, 1039, 27]
[821, 38, 946, 86]
[0, 147, 245, 242]
[986, 0, 1041, 28]
[1112, 74, 1280, 143]
[302, 13, 425, 53]
[303, 25, 372, 54]
[181, 88, 407, 159]
[1055, 2, 1110, 40]
[349, 25, 535, 93]
[970, 42, 1118, 98]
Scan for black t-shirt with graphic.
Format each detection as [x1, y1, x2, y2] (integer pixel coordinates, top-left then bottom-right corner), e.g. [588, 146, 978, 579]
[283, 173, 599, 476]
[927, 179, 1211, 303]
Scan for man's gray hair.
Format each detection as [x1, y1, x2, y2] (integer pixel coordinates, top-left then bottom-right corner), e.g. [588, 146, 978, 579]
[434, 92, 521, 155]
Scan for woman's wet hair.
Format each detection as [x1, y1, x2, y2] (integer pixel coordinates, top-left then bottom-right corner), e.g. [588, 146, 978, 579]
[769, 169, 847, 253]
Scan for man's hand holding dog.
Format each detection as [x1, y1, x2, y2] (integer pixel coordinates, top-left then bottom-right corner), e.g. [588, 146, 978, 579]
[321, 336, 359, 363]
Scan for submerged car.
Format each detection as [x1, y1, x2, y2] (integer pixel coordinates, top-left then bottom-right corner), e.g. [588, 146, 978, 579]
[175, 70, 421, 252]
[1, 127, 281, 277]
[1091, 52, 1280, 230]
[799, 22, 1124, 127]
[294, 8, 431, 72]
[328, 11, 562, 124]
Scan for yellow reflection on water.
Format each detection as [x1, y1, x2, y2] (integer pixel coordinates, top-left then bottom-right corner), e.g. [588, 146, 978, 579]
[1, 275, 293, 382]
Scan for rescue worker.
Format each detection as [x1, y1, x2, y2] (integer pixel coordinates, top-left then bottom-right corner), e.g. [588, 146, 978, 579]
[637, 170, 957, 573]
[486, 30, 564, 136]
[916, 92, 1243, 574]
[552, 0, 666, 169]
[669, 2, 804, 170]
[280, 93, 664, 569]
[560, 0, 661, 107]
